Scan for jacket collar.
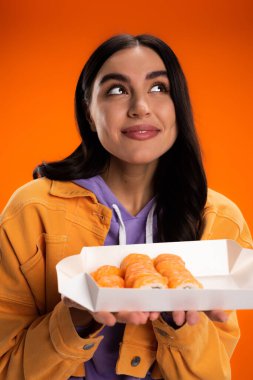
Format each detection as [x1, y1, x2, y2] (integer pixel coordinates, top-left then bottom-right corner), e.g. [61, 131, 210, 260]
[49, 180, 98, 202]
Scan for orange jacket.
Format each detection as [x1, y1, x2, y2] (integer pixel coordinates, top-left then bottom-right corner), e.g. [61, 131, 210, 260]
[0, 178, 252, 380]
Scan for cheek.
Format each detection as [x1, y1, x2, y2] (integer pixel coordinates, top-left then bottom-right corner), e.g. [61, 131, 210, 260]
[171, 124, 178, 144]
[155, 98, 176, 122]
[92, 112, 118, 147]
[166, 103, 176, 123]
[163, 104, 178, 146]
[92, 105, 124, 135]
[90, 105, 108, 133]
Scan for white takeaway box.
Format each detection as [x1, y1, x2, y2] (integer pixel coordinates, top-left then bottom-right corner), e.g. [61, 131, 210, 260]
[56, 239, 253, 312]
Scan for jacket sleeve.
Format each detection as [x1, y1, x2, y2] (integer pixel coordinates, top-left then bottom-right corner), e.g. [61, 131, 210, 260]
[152, 213, 253, 380]
[153, 209, 252, 380]
[0, 216, 103, 380]
[152, 310, 239, 380]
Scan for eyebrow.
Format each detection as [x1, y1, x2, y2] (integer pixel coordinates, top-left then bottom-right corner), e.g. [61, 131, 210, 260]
[99, 70, 168, 85]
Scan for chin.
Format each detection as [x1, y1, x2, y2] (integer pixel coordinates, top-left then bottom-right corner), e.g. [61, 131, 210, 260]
[124, 156, 160, 166]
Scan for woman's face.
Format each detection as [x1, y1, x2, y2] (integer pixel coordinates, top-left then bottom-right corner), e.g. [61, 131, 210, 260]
[88, 46, 177, 166]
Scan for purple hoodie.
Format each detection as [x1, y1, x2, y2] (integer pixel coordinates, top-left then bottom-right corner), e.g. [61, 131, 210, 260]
[69, 176, 159, 380]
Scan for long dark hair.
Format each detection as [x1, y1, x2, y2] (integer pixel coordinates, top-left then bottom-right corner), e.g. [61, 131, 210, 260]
[33, 34, 207, 242]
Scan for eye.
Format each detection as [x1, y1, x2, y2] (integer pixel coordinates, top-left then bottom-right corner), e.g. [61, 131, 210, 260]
[150, 82, 169, 93]
[107, 85, 127, 95]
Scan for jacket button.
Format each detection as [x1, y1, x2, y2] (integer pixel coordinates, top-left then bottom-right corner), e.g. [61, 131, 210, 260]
[131, 356, 141, 367]
[83, 343, 95, 350]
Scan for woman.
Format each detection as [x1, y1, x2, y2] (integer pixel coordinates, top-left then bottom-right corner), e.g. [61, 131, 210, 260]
[0, 34, 252, 380]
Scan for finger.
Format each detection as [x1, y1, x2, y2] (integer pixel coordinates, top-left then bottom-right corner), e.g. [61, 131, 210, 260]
[185, 310, 200, 326]
[149, 312, 160, 321]
[116, 311, 150, 325]
[205, 310, 228, 322]
[172, 311, 186, 326]
[115, 311, 132, 324]
[91, 311, 117, 326]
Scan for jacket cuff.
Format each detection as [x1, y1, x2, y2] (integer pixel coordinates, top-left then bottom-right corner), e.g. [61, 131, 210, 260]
[152, 312, 208, 348]
[49, 301, 104, 360]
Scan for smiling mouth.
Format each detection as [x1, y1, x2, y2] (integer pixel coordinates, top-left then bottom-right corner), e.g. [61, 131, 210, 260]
[122, 124, 159, 133]
[121, 125, 160, 140]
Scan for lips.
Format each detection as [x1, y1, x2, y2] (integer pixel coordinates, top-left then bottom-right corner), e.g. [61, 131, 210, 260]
[121, 125, 160, 140]
[122, 124, 159, 133]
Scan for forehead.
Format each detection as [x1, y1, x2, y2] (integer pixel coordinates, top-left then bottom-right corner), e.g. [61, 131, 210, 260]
[95, 46, 166, 80]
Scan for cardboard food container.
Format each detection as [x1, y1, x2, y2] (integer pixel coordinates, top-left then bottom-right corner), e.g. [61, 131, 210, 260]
[56, 239, 253, 312]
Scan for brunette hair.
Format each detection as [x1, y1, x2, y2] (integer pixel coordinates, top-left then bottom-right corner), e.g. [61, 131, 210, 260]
[33, 34, 207, 242]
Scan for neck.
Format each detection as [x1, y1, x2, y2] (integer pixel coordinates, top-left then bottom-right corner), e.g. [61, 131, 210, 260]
[101, 158, 157, 216]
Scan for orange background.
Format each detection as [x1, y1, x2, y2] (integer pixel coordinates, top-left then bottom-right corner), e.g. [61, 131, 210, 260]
[1, 0, 253, 377]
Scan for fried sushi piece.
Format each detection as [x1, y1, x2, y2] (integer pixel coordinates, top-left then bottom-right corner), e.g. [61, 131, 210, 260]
[90, 265, 124, 288]
[154, 253, 202, 289]
[132, 273, 168, 289]
[154, 254, 185, 277]
[125, 267, 156, 288]
[124, 262, 155, 279]
[96, 274, 125, 288]
[155, 261, 185, 276]
[123, 253, 167, 288]
[164, 269, 203, 289]
[120, 253, 152, 275]
[154, 253, 185, 267]
[92, 265, 122, 281]
[125, 270, 166, 288]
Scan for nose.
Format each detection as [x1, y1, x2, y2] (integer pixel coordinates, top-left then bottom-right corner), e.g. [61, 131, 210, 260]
[127, 94, 151, 118]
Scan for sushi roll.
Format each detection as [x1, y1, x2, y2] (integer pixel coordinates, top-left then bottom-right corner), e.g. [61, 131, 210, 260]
[120, 253, 152, 275]
[91, 265, 124, 288]
[154, 253, 202, 289]
[132, 273, 168, 289]
[90, 252, 202, 290]
[96, 274, 125, 288]
[122, 253, 167, 288]
[91, 265, 122, 281]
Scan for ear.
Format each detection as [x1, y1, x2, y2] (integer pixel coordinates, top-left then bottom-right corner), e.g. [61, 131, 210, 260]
[89, 119, 97, 132]
[86, 109, 97, 132]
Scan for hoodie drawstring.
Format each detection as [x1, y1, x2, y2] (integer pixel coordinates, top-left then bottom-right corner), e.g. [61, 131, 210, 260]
[112, 203, 155, 245]
[112, 204, 127, 245]
[145, 202, 156, 244]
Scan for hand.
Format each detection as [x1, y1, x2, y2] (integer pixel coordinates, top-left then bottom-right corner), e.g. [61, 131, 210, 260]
[91, 311, 160, 326]
[164, 310, 229, 327]
[62, 297, 228, 328]
[62, 296, 160, 326]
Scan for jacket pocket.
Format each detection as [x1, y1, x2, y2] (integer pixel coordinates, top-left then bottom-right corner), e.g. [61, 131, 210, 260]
[20, 234, 46, 314]
[20, 233, 68, 314]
